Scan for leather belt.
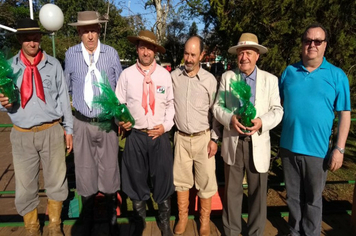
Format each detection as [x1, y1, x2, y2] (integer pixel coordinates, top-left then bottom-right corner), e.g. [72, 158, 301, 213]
[177, 128, 210, 137]
[239, 135, 251, 141]
[75, 110, 102, 123]
[13, 120, 60, 132]
[136, 128, 150, 133]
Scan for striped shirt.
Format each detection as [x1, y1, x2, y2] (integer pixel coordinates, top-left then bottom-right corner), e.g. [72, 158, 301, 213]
[171, 66, 219, 139]
[64, 43, 122, 118]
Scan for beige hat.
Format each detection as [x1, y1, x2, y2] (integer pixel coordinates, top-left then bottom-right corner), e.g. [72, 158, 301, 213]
[68, 11, 108, 26]
[228, 33, 268, 54]
[127, 30, 166, 54]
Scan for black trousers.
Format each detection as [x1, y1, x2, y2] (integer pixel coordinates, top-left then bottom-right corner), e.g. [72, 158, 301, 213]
[122, 129, 174, 204]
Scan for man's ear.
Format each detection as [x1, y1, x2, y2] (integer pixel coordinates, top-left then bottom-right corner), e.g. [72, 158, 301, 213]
[199, 51, 205, 61]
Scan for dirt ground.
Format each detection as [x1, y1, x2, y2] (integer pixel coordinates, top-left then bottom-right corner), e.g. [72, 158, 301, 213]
[1, 110, 354, 210]
[0, 111, 355, 236]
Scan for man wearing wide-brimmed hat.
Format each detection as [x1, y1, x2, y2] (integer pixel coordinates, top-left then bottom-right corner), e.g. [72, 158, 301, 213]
[115, 30, 175, 236]
[0, 18, 73, 236]
[64, 11, 122, 236]
[213, 33, 283, 236]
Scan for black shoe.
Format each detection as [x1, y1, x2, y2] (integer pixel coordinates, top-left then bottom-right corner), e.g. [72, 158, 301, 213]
[80, 194, 95, 236]
[105, 193, 119, 236]
[157, 198, 173, 236]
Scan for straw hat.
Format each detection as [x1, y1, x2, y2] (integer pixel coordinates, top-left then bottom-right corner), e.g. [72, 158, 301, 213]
[68, 11, 108, 26]
[127, 30, 166, 54]
[228, 33, 268, 54]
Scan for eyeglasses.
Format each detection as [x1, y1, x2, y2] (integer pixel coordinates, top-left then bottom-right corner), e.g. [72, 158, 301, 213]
[303, 39, 326, 46]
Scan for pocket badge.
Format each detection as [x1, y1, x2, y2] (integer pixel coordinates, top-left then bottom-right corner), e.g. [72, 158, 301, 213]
[156, 86, 166, 94]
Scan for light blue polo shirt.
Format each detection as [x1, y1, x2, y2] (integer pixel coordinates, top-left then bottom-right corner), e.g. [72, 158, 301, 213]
[279, 57, 350, 158]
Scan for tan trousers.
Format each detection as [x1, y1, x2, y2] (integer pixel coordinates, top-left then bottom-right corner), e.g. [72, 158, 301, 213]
[11, 124, 68, 216]
[173, 131, 217, 199]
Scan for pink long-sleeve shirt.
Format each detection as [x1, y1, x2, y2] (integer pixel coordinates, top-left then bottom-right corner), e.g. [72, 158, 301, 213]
[115, 62, 175, 132]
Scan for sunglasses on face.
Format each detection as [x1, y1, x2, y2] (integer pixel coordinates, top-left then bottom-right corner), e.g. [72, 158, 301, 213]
[303, 39, 326, 46]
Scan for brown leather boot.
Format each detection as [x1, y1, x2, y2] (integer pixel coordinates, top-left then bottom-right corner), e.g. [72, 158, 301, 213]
[47, 199, 63, 236]
[174, 191, 189, 235]
[199, 197, 212, 236]
[23, 208, 41, 236]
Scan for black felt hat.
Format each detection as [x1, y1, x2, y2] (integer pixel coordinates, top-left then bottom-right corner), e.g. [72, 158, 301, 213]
[7, 18, 48, 36]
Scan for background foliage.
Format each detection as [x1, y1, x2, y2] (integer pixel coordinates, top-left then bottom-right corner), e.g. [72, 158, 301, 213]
[1, 0, 355, 106]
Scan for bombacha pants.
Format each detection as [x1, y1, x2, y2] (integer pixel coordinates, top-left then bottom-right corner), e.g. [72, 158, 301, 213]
[121, 129, 174, 204]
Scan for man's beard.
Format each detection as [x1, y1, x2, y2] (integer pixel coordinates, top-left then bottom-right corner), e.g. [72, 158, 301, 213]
[184, 63, 194, 72]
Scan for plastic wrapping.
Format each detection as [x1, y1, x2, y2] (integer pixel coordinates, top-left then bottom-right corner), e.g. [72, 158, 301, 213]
[92, 72, 135, 132]
[230, 78, 256, 128]
[0, 51, 19, 104]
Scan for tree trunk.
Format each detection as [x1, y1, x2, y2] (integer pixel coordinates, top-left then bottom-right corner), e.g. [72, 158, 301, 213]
[154, 0, 169, 44]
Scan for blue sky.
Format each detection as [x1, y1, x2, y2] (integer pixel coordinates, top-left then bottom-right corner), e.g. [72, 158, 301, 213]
[117, 0, 204, 32]
[119, 0, 167, 27]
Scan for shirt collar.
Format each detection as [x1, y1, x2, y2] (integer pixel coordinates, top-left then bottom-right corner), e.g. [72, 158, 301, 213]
[137, 59, 155, 73]
[300, 57, 329, 71]
[14, 50, 52, 67]
[76, 41, 104, 53]
[182, 65, 203, 80]
[241, 67, 257, 81]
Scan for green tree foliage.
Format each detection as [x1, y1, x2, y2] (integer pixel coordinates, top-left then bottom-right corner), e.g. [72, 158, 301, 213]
[1, 0, 141, 65]
[0, 1, 36, 54]
[188, 21, 198, 37]
[187, 0, 356, 77]
[163, 18, 186, 67]
[185, 0, 356, 110]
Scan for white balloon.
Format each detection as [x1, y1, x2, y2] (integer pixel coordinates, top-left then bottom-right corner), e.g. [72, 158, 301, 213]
[39, 4, 64, 32]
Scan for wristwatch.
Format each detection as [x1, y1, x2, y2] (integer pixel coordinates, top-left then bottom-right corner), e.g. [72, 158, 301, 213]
[211, 138, 219, 144]
[334, 145, 345, 154]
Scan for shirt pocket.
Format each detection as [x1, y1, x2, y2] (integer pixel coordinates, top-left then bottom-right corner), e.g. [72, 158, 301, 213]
[191, 91, 209, 110]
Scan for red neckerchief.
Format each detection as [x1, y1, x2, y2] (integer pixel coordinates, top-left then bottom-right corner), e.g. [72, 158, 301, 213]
[20, 49, 45, 108]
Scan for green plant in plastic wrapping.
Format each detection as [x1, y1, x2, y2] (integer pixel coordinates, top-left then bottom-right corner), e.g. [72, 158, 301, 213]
[0, 51, 19, 104]
[230, 73, 256, 130]
[92, 72, 135, 132]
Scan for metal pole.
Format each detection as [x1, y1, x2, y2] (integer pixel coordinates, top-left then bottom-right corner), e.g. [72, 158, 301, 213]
[103, 0, 110, 44]
[29, 0, 34, 19]
[51, 32, 56, 58]
[0, 24, 16, 32]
